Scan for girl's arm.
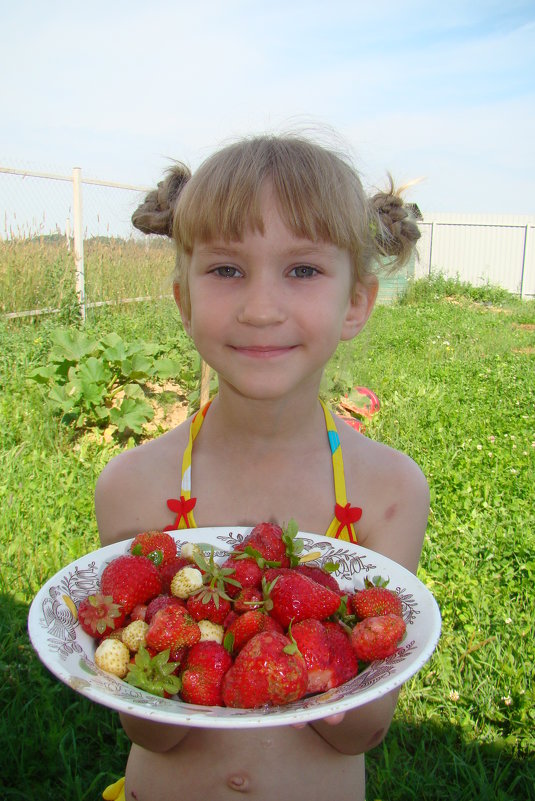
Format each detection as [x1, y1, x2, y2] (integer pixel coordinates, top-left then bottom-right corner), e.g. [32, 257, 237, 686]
[95, 446, 193, 753]
[311, 449, 430, 754]
[119, 713, 190, 753]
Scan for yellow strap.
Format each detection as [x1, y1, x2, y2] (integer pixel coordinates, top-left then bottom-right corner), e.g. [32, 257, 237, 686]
[178, 401, 212, 528]
[319, 400, 358, 543]
[102, 776, 125, 801]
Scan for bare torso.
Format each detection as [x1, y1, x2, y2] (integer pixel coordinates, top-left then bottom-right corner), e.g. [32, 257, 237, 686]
[124, 726, 365, 801]
[96, 396, 428, 801]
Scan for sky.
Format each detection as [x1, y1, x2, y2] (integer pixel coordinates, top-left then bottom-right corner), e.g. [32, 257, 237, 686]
[1, 0, 534, 223]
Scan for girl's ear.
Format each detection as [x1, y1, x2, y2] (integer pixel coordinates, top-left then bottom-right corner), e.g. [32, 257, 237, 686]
[340, 277, 379, 342]
[173, 282, 191, 335]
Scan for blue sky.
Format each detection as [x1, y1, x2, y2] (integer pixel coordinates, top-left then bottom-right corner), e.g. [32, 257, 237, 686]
[1, 0, 534, 215]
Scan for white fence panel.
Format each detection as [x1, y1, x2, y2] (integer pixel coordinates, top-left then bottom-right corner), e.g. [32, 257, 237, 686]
[416, 214, 535, 298]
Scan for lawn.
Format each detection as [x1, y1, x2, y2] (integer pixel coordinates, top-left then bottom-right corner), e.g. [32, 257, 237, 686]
[1, 275, 533, 800]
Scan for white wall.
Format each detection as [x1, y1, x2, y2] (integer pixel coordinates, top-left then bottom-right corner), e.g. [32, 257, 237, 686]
[416, 214, 535, 298]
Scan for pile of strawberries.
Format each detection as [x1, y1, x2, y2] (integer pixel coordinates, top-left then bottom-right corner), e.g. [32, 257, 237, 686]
[78, 523, 406, 709]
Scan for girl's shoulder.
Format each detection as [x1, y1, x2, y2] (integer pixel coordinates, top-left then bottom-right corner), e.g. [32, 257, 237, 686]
[95, 417, 193, 546]
[338, 422, 429, 574]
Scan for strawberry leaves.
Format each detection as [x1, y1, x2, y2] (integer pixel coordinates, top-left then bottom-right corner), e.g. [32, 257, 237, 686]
[125, 646, 182, 697]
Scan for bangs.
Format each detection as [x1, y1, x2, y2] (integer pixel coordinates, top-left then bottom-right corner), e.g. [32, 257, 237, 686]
[173, 136, 371, 256]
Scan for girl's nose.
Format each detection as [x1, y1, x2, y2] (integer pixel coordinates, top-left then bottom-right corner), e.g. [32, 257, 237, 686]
[236, 276, 286, 326]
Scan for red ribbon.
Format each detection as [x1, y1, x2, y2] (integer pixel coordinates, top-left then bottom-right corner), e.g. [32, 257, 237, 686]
[333, 502, 362, 543]
[164, 495, 197, 531]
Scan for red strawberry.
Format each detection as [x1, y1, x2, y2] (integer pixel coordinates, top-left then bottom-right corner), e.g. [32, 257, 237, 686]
[234, 522, 290, 567]
[265, 571, 342, 628]
[350, 613, 406, 661]
[78, 593, 126, 638]
[221, 555, 262, 598]
[351, 580, 403, 619]
[100, 555, 162, 615]
[222, 630, 308, 708]
[323, 621, 359, 686]
[225, 609, 283, 653]
[145, 605, 201, 652]
[186, 588, 231, 625]
[291, 619, 332, 694]
[130, 530, 177, 566]
[180, 641, 233, 706]
[129, 603, 148, 621]
[145, 594, 185, 623]
[294, 564, 341, 594]
[232, 586, 263, 614]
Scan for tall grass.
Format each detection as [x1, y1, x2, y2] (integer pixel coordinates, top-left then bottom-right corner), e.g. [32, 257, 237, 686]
[1, 276, 534, 799]
[0, 236, 175, 315]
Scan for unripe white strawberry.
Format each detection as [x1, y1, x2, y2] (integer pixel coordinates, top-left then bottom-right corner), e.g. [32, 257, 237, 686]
[170, 566, 203, 599]
[121, 619, 149, 653]
[181, 542, 203, 562]
[198, 619, 225, 643]
[95, 638, 130, 677]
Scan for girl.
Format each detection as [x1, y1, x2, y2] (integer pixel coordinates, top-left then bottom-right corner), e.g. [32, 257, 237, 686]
[96, 134, 429, 801]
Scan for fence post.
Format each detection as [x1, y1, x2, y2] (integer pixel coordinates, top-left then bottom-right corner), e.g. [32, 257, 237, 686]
[428, 221, 435, 275]
[519, 223, 531, 299]
[72, 167, 85, 320]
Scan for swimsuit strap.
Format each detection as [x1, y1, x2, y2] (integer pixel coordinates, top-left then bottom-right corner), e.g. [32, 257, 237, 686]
[166, 398, 361, 542]
[320, 399, 362, 544]
[164, 401, 212, 531]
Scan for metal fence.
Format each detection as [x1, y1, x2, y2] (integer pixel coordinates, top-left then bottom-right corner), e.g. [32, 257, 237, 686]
[415, 213, 535, 299]
[1, 166, 534, 322]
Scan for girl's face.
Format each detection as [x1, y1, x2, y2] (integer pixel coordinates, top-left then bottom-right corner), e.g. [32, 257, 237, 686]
[177, 188, 376, 403]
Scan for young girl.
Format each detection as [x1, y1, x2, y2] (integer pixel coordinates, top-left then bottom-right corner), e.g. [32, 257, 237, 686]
[96, 134, 429, 801]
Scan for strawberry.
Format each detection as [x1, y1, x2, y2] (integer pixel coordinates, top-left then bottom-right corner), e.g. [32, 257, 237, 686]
[129, 603, 148, 621]
[350, 613, 406, 661]
[186, 588, 231, 624]
[145, 605, 201, 652]
[224, 609, 283, 653]
[221, 555, 262, 598]
[291, 619, 332, 694]
[95, 638, 131, 677]
[198, 620, 225, 643]
[265, 570, 342, 628]
[130, 530, 177, 566]
[100, 555, 162, 615]
[180, 641, 233, 706]
[294, 564, 341, 594]
[158, 556, 190, 594]
[121, 619, 149, 653]
[145, 594, 185, 623]
[222, 630, 308, 708]
[234, 522, 290, 566]
[232, 586, 263, 614]
[351, 578, 403, 619]
[323, 621, 359, 686]
[78, 593, 126, 638]
[170, 566, 204, 599]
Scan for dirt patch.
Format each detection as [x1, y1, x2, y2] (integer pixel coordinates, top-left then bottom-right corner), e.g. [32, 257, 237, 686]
[143, 380, 189, 436]
[512, 347, 535, 355]
[513, 323, 535, 331]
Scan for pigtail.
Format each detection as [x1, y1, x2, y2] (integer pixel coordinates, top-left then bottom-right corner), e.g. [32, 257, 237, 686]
[369, 175, 421, 269]
[132, 163, 191, 238]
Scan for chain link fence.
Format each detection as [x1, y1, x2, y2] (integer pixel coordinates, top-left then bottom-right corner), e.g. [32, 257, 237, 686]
[0, 167, 175, 319]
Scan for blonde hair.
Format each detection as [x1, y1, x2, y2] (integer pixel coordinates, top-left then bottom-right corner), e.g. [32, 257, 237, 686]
[133, 134, 421, 318]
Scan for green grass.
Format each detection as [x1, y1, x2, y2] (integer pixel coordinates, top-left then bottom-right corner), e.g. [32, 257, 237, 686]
[1, 276, 534, 799]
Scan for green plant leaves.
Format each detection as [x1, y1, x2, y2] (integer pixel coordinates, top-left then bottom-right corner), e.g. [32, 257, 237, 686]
[27, 327, 177, 437]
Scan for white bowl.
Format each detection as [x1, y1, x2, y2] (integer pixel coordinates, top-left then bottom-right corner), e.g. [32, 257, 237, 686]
[28, 527, 441, 728]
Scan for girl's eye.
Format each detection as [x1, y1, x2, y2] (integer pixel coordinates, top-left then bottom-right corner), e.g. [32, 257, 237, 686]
[290, 265, 318, 278]
[213, 265, 241, 278]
